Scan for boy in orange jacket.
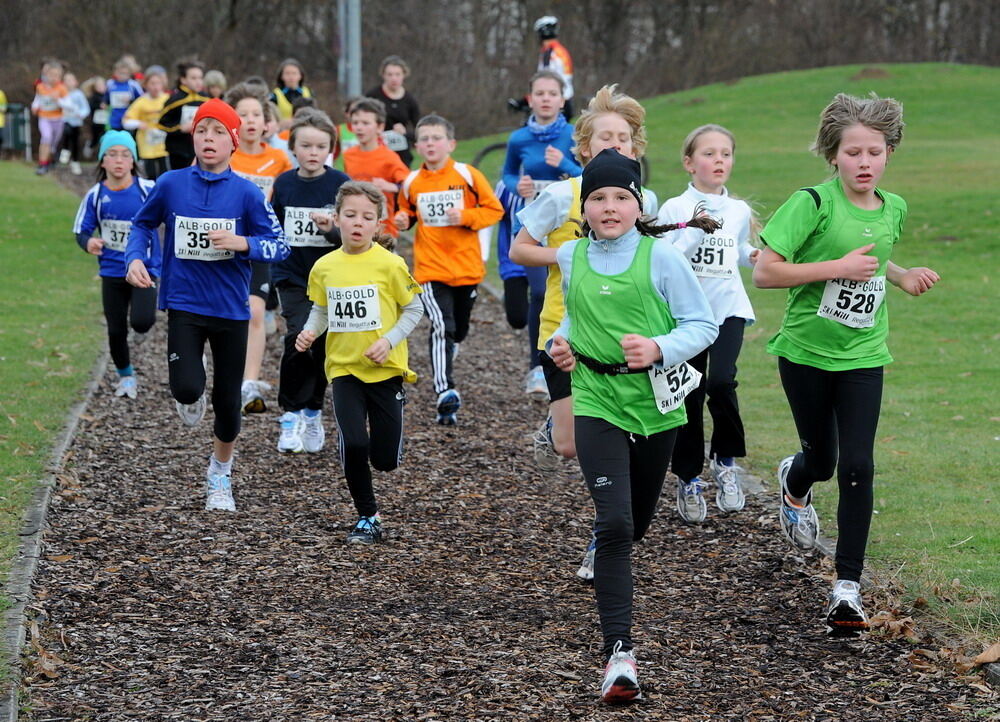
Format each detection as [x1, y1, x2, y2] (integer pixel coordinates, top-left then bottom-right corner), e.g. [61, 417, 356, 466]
[395, 114, 503, 425]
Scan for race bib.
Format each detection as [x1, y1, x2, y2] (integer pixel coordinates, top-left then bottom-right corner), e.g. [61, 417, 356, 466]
[417, 189, 464, 227]
[180, 104, 198, 127]
[100, 219, 131, 252]
[690, 233, 738, 278]
[92, 109, 110, 125]
[234, 171, 275, 200]
[532, 180, 555, 199]
[39, 95, 60, 112]
[817, 276, 886, 329]
[110, 90, 132, 109]
[146, 127, 167, 146]
[173, 216, 236, 261]
[382, 130, 408, 151]
[326, 285, 382, 332]
[649, 362, 702, 414]
[284, 207, 331, 247]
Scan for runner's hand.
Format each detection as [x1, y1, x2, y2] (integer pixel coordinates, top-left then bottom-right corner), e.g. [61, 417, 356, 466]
[295, 330, 317, 352]
[209, 229, 249, 252]
[310, 211, 335, 233]
[371, 177, 395, 192]
[86, 237, 104, 256]
[394, 211, 411, 230]
[749, 248, 760, 265]
[517, 175, 535, 199]
[364, 338, 391, 364]
[838, 243, 878, 281]
[445, 207, 463, 225]
[621, 334, 662, 369]
[550, 335, 575, 372]
[126, 259, 153, 288]
[544, 145, 563, 168]
[898, 266, 940, 296]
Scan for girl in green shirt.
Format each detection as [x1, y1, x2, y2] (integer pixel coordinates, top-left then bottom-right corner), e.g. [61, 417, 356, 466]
[753, 93, 939, 637]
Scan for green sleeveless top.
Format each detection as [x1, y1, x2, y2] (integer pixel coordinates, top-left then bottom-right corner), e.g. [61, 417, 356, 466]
[567, 236, 688, 435]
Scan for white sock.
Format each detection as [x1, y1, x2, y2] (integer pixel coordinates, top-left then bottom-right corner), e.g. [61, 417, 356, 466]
[208, 455, 233, 477]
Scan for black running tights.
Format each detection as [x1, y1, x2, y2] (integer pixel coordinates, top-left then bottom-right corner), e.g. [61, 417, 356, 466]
[101, 276, 157, 371]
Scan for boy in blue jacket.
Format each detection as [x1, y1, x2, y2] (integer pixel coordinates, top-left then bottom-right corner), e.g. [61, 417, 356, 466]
[126, 98, 289, 512]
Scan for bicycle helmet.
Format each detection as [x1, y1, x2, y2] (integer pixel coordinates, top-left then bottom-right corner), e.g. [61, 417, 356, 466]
[534, 16, 559, 39]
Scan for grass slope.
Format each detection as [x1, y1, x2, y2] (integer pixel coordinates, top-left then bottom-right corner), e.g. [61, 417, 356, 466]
[457, 63, 999, 636]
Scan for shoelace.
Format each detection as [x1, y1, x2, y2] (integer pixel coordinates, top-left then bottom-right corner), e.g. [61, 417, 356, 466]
[684, 479, 707, 496]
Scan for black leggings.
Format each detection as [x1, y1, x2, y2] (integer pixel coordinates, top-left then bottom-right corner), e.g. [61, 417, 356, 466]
[502, 266, 546, 367]
[167, 310, 248, 443]
[101, 276, 157, 371]
[59, 125, 82, 162]
[778, 357, 884, 582]
[420, 282, 477, 394]
[276, 284, 328, 412]
[671, 316, 746, 481]
[142, 156, 169, 180]
[332, 375, 405, 518]
[575, 415, 677, 659]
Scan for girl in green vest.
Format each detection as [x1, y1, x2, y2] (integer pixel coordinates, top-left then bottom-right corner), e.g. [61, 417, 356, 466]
[549, 149, 718, 703]
[753, 93, 938, 636]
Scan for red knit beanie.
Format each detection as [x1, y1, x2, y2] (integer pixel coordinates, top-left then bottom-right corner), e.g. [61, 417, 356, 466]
[192, 98, 242, 150]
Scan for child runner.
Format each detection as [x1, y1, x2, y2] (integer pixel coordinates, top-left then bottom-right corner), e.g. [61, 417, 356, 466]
[753, 93, 939, 636]
[270, 109, 350, 454]
[270, 59, 313, 129]
[125, 98, 288, 512]
[394, 114, 504, 425]
[658, 124, 760, 523]
[497, 70, 581, 400]
[83, 76, 108, 157]
[123, 66, 170, 180]
[59, 72, 90, 175]
[102, 60, 144, 132]
[224, 82, 294, 414]
[159, 59, 208, 170]
[31, 61, 68, 174]
[296, 181, 423, 543]
[365, 56, 421, 167]
[336, 97, 361, 158]
[509, 85, 657, 581]
[548, 149, 717, 702]
[72, 130, 158, 398]
[341, 97, 410, 240]
[203, 70, 228, 100]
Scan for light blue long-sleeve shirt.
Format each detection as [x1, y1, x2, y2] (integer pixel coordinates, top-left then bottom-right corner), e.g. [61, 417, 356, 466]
[551, 227, 718, 367]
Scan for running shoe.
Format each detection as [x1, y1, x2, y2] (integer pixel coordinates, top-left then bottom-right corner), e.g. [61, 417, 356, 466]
[301, 411, 325, 453]
[436, 388, 461, 416]
[576, 533, 596, 583]
[826, 579, 869, 638]
[70, 161, 82, 176]
[347, 514, 383, 544]
[600, 641, 641, 704]
[264, 310, 278, 336]
[451, 343, 460, 361]
[532, 417, 560, 471]
[205, 474, 236, 512]
[676, 477, 708, 523]
[711, 458, 745, 513]
[277, 411, 304, 453]
[114, 375, 138, 399]
[241, 380, 270, 414]
[524, 365, 549, 401]
[176, 395, 207, 427]
[778, 455, 819, 550]
[436, 412, 458, 426]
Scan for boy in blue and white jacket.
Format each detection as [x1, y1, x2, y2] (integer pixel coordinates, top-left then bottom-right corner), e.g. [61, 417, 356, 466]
[126, 99, 289, 512]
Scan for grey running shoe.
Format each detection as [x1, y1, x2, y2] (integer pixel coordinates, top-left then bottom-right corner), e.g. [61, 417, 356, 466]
[576, 533, 596, 582]
[676, 477, 708, 523]
[277, 411, 304, 453]
[300, 411, 325, 453]
[711, 458, 745, 513]
[205, 474, 236, 512]
[826, 579, 869, 637]
[778, 455, 819, 550]
[532, 417, 560, 471]
[524, 365, 549, 401]
[114, 375, 138, 399]
[176, 395, 207, 427]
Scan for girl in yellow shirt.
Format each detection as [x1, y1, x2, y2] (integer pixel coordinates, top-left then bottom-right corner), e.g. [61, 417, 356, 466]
[296, 182, 423, 544]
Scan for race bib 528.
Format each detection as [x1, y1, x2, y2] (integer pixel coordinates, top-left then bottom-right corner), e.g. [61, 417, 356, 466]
[817, 276, 886, 329]
[173, 216, 236, 261]
[417, 190, 464, 227]
[326, 285, 382, 332]
[100, 219, 132, 252]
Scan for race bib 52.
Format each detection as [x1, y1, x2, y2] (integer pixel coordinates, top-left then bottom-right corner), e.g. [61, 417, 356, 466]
[649, 362, 702, 414]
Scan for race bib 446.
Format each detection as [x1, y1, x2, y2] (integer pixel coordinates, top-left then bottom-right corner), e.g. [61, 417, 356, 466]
[817, 276, 886, 329]
[326, 285, 382, 332]
[173, 217, 236, 261]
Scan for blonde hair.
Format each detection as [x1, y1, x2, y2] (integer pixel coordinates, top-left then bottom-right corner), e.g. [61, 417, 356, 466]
[812, 92, 904, 166]
[572, 84, 647, 165]
[289, 108, 337, 149]
[335, 181, 395, 251]
[203, 70, 227, 93]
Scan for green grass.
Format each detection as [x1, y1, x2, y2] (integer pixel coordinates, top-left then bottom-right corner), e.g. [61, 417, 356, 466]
[0, 164, 104, 584]
[458, 63, 1000, 638]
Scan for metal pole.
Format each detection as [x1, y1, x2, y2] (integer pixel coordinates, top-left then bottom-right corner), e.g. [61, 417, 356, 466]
[337, 0, 347, 92]
[347, 0, 362, 97]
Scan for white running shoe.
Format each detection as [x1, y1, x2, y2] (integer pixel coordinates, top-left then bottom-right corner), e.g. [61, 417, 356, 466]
[300, 411, 325, 453]
[241, 379, 270, 414]
[576, 533, 596, 582]
[600, 641, 641, 704]
[532, 417, 560, 471]
[277, 411, 304, 453]
[711, 458, 745, 513]
[524, 365, 549, 401]
[264, 310, 278, 336]
[826, 579, 869, 637]
[114, 375, 138, 399]
[70, 161, 82, 176]
[778, 455, 819, 550]
[205, 473, 236, 512]
[676, 477, 708, 523]
[176, 395, 207, 427]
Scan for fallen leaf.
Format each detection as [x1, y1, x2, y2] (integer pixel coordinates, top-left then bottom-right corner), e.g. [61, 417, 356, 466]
[45, 555, 73, 563]
[974, 642, 1000, 665]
